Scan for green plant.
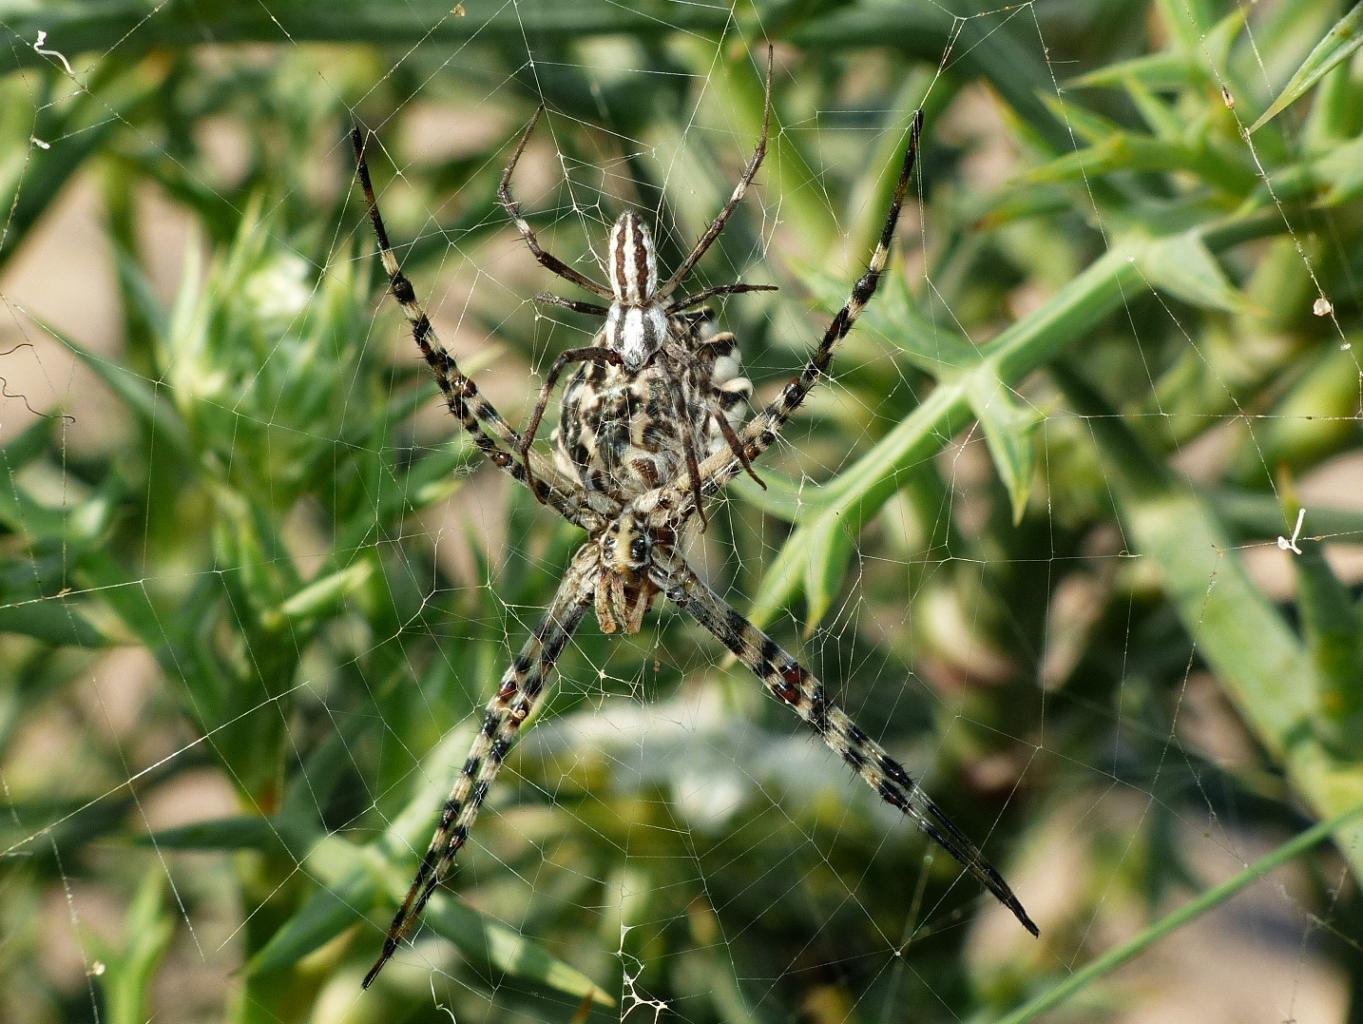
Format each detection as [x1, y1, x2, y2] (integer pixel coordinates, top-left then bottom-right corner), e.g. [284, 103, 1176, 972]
[1, 2, 1361, 1022]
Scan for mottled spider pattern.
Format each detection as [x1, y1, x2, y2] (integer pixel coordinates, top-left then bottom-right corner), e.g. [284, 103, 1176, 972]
[350, 54, 1035, 989]
[552, 319, 753, 503]
[507, 69, 778, 524]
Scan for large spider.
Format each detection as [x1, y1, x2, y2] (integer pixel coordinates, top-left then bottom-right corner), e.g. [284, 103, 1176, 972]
[351, 65, 1036, 989]
[507, 52, 782, 525]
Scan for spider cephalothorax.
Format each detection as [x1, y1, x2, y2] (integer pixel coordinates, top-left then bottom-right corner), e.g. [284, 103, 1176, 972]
[352, 60, 1034, 989]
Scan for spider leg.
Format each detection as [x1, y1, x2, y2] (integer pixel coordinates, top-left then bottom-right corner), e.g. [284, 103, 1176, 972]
[652, 553, 1038, 938]
[350, 129, 590, 528]
[665, 282, 777, 315]
[668, 111, 924, 513]
[363, 547, 598, 988]
[672, 395, 707, 531]
[657, 352, 709, 530]
[657, 47, 774, 299]
[521, 346, 624, 501]
[498, 106, 613, 300]
[689, 333, 765, 490]
[534, 292, 611, 317]
[710, 404, 765, 489]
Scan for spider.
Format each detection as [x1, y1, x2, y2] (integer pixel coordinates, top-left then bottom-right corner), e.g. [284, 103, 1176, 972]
[351, 64, 1036, 990]
[505, 53, 782, 526]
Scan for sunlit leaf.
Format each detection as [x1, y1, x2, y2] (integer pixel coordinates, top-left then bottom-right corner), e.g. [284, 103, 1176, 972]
[1252, 4, 1363, 132]
[964, 375, 1040, 525]
[97, 870, 175, 1024]
[800, 517, 856, 633]
[1133, 232, 1247, 314]
[424, 897, 614, 1007]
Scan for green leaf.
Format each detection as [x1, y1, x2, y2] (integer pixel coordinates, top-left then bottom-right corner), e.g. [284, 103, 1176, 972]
[801, 517, 856, 633]
[0, 600, 113, 648]
[0, 415, 54, 469]
[0, 0, 738, 74]
[730, 466, 818, 523]
[424, 896, 614, 1007]
[38, 317, 194, 462]
[98, 869, 175, 1024]
[1211, 488, 1363, 544]
[790, 2, 1070, 151]
[270, 558, 375, 625]
[1204, 9, 1250, 77]
[251, 833, 612, 1003]
[747, 242, 1151, 626]
[798, 265, 979, 377]
[1070, 52, 1199, 92]
[743, 517, 823, 631]
[1122, 76, 1186, 140]
[247, 846, 375, 975]
[1133, 232, 1247, 314]
[1291, 518, 1363, 755]
[1237, 340, 1363, 473]
[1026, 133, 1255, 195]
[1251, 4, 1363, 133]
[745, 204, 1321, 626]
[1314, 133, 1363, 206]
[135, 815, 283, 851]
[252, 723, 613, 1003]
[1039, 95, 1123, 146]
[1156, 0, 1218, 50]
[1055, 366, 1363, 880]
[964, 374, 1040, 525]
[0, 470, 120, 546]
[0, 64, 159, 268]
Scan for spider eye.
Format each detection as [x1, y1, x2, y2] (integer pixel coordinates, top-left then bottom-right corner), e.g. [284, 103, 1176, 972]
[603, 536, 616, 551]
[630, 537, 648, 560]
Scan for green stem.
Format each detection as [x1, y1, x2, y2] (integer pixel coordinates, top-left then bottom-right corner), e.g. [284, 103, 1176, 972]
[745, 191, 1313, 628]
[995, 800, 1363, 1024]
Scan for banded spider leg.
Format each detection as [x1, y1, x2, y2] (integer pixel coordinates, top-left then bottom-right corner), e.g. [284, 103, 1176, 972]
[654, 109, 926, 522]
[363, 547, 598, 988]
[651, 551, 1038, 937]
[350, 128, 596, 529]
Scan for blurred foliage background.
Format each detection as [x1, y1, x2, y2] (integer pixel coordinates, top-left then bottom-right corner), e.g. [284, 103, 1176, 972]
[2, 1, 1363, 1022]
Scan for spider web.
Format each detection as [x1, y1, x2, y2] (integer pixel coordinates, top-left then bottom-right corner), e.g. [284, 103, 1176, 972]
[2, 2, 1362, 1022]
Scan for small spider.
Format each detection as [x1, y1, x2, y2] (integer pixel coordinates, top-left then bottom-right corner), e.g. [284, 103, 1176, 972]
[351, 55, 1035, 989]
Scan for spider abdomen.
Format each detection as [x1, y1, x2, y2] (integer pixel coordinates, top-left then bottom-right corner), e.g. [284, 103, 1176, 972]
[553, 325, 751, 503]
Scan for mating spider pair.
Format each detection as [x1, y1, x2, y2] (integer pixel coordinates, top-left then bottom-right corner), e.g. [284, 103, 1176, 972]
[351, 50, 1036, 988]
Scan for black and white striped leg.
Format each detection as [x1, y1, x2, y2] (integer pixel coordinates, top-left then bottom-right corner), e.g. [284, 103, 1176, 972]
[520, 346, 624, 501]
[351, 129, 589, 527]
[363, 548, 598, 988]
[665, 282, 777, 316]
[654, 351, 711, 531]
[654, 554, 1038, 939]
[498, 106, 613, 300]
[534, 292, 611, 317]
[657, 46, 775, 298]
[679, 110, 924, 509]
